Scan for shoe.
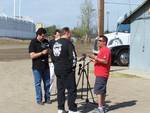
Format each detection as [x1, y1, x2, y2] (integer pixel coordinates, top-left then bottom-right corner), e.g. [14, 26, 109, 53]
[92, 108, 105, 113]
[68, 110, 82, 113]
[37, 101, 44, 105]
[45, 99, 52, 104]
[58, 109, 66, 113]
[104, 106, 109, 112]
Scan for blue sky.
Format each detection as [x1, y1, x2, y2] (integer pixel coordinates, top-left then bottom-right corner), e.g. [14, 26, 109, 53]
[0, 0, 143, 31]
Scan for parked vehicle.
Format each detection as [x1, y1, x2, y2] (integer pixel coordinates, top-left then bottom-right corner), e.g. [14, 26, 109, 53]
[93, 23, 130, 66]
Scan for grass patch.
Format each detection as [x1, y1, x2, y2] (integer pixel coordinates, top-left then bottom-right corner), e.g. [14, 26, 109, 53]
[0, 38, 30, 45]
[110, 72, 139, 78]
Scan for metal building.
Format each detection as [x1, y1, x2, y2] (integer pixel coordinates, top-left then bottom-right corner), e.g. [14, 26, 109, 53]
[122, 0, 150, 73]
[0, 16, 36, 39]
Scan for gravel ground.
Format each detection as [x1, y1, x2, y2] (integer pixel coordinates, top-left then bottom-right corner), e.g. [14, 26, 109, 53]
[0, 59, 150, 113]
[0, 39, 150, 113]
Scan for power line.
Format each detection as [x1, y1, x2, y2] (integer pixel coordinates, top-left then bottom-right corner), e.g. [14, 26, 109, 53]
[105, 2, 138, 6]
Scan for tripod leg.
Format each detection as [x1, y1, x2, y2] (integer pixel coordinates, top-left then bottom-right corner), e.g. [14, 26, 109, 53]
[87, 78, 95, 103]
[81, 71, 84, 99]
[83, 70, 89, 103]
[76, 73, 82, 87]
[77, 70, 85, 99]
[85, 71, 95, 103]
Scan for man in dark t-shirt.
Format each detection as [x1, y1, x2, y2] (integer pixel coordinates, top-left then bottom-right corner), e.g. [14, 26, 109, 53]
[29, 28, 51, 105]
[50, 27, 80, 113]
[49, 29, 61, 93]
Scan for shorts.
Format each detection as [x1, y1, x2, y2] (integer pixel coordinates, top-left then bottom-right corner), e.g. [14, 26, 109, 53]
[94, 76, 108, 95]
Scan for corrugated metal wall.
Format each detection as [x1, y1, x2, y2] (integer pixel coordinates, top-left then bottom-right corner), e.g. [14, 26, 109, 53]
[0, 16, 36, 39]
[130, 11, 150, 72]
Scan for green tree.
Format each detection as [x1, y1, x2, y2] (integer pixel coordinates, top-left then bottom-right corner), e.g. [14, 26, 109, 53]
[45, 25, 57, 36]
[72, 27, 85, 38]
[80, 0, 96, 39]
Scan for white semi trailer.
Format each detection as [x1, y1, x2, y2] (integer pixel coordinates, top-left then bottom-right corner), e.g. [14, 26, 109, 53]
[93, 23, 130, 66]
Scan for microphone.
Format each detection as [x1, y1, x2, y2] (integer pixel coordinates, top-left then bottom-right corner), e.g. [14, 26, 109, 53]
[78, 53, 86, 62]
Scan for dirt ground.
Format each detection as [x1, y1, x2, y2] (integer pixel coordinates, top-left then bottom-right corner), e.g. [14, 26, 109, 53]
[0, 39, 150, 113]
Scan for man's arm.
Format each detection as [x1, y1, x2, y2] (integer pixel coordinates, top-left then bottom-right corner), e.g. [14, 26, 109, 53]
[88, 54, 108, 64]
[68, 42, 77, 68]
[30, 49, 48, 59]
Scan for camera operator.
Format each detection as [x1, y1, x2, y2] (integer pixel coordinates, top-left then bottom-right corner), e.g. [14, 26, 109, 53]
[50, 27, 81, 113]
[29, 28, 51, 105]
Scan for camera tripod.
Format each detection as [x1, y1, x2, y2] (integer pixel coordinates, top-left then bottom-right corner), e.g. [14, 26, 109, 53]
[77, 59, 95, 103]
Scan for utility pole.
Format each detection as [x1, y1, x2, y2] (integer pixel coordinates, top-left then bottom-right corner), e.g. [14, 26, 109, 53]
[106, 11, 110, 33]
[14, 0, 16, 18]
[98, 0, 104, 35]
[19, 0, 21, 18]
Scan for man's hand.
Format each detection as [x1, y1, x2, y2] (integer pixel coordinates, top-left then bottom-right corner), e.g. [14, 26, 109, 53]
[30, 49, 48, 59]
[88, 54, 96, 62]
[41, 49, 48, 55]
[88, 54, 107, 64]
[88, 54, 96, 60]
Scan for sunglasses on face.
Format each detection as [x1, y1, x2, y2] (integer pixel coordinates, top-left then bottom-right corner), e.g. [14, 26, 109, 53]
[98, 39, 105, 42]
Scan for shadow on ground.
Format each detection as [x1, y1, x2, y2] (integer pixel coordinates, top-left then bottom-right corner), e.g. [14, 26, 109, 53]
[108, 100, 137, 111]
[77, 100, 137, 113]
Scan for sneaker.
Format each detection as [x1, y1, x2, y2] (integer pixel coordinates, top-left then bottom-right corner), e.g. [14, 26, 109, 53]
[37, 101, 44, 105]
[92, 108, 105, 113]
[68, 110, 82, 113]
[45, 99, 52, 104]
[58, 109, 66, 113]
[103, 106, 109, 112]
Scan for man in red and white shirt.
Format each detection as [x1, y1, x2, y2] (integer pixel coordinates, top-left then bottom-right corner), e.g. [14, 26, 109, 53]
[89, 35, 111, 113]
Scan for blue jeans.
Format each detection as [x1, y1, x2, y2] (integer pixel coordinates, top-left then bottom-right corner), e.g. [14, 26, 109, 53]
[32, 69, 50, 103]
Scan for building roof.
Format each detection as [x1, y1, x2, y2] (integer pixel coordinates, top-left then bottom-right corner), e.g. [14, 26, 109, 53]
[121, 0, 150, 24]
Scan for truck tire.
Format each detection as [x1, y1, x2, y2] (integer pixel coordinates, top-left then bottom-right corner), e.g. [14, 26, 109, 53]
[116, 49, 129, 66]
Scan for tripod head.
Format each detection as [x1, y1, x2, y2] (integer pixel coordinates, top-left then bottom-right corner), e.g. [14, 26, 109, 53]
[78, 64, 82, 75]
[79, 64, 82, 68]
[78, 53, 86, 62]
[77, 58, 92, 76]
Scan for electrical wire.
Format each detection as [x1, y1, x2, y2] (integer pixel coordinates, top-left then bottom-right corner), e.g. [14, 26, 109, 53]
[105, 2, 137, 6]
